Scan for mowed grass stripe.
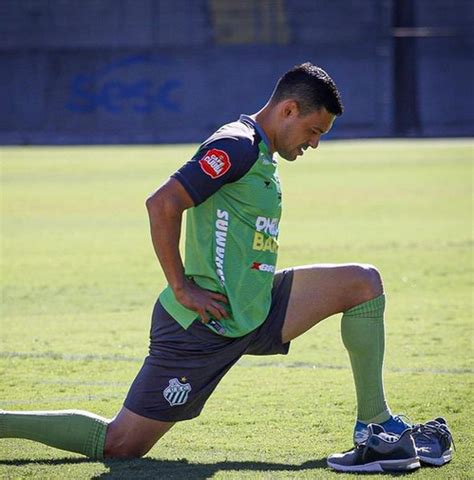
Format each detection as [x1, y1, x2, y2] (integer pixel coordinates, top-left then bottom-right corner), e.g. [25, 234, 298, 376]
[0, 351, 472, 375]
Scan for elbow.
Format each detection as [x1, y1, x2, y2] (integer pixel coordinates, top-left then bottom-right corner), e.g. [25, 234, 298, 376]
[146, 179, 191, 218]
[146, 190, 163, 213]
[145, 194, 154, 212]
[145, 189, 176, 220]
[145, 193, 163, 221]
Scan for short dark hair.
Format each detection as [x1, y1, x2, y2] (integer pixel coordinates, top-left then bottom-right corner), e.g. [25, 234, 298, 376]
[270, 62, 343, 116]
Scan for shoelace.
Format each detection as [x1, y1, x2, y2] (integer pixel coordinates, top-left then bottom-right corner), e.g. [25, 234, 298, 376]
[347, 441, 374, 462]
[341, 443, 366, 454]
[412, 423, 456, 451]
[392, 414, 413, 427]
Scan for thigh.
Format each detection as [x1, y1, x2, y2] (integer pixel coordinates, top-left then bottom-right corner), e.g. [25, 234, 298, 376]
[244, 268, 293, 356]
[281, 263, 383, 343]
[104, 406, 174, 458]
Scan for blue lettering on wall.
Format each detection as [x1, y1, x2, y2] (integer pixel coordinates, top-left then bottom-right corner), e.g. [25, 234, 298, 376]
[66, 55, 181, 114]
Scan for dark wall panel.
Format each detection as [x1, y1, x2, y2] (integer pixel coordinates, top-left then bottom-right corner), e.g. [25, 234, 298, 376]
[415, 0, 474, 136]
[0, 0, 471, 144]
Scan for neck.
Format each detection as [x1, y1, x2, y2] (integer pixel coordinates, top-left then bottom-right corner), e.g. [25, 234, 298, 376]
[253, 103, 277, 154]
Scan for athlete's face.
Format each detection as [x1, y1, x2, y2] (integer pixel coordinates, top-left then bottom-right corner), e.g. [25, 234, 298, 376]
[275, 103, 336, 161]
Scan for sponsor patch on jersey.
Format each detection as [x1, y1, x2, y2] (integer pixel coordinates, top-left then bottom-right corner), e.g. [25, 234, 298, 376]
[199, 149, 231, 179]
[251, 262, 275, 273]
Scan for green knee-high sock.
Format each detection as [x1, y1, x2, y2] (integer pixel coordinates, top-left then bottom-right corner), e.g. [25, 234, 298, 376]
[341, 294, 391, 424]
[0, 409, 108, 459]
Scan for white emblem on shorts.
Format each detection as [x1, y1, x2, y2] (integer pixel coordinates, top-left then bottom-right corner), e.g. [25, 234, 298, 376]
[163, 378, 192, 406]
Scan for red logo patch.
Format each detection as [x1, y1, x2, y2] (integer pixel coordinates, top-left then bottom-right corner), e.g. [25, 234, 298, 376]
[199, 149, 231, 179]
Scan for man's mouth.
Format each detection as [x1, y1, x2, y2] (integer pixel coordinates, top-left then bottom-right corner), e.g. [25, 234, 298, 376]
[297, 145, 308, 156]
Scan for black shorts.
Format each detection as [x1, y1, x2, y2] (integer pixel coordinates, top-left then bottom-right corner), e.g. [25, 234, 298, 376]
[124, 269, 294, 422]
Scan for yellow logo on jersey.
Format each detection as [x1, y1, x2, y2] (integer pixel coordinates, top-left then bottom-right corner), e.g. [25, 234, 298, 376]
[253, 232, 279, 252]
[252, 216, 279, 252]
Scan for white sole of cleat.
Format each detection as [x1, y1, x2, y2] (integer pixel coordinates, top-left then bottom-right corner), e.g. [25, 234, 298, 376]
[418, 448, 453, 466]
[327, 457, 421, 473]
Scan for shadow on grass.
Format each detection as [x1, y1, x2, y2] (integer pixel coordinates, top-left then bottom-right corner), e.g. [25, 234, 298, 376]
[96, 457, 423, 479]
[0, 456, 425, 478]
[0, 456, 328, 479]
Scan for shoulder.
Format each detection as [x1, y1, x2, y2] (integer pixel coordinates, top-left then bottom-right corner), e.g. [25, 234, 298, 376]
[200, 119, 261, 161]
[171, 119, 262, 206]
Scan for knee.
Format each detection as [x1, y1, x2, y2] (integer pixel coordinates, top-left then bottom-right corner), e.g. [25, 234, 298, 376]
[348, 264, 383, 303]
[104, 440, 148, 459]
[104, 427, 149, 459]
[104, 440, 146, 459]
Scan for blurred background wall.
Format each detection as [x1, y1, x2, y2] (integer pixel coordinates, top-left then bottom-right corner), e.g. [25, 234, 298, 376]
[1, 0, 472, 145]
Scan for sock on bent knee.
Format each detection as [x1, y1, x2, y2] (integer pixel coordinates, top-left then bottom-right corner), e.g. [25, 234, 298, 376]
[341, 294, 391, 424]
[0, 409, 108, 460]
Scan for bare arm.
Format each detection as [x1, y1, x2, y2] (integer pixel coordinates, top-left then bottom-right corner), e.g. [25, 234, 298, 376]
[145, 178, 228, 323]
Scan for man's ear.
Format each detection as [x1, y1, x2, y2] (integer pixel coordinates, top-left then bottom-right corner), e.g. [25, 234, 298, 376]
[281, 99, 299, 118]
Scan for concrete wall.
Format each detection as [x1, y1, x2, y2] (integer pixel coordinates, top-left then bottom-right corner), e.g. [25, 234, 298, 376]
[0, 0, 472, 144]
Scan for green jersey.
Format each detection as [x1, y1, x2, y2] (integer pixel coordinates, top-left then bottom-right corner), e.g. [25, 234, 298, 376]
[159, 115, 282, 337]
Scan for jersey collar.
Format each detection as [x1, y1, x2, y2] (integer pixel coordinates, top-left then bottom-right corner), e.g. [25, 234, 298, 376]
[239, 114, 272, 154]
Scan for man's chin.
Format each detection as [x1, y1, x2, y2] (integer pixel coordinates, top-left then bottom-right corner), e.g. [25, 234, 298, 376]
[279, 151, 298, 161]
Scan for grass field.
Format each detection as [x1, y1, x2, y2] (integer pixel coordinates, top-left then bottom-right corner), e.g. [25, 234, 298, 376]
[0, 139, 473, 479]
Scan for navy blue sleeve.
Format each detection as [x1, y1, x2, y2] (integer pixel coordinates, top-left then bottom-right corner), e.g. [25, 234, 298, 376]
[172, 137, 258, 206]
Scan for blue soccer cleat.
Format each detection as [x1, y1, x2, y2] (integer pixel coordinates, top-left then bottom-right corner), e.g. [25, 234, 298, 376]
[354, 414, 412, 445]
[328, 423, 420, 473]
[412, 417, 454, 466]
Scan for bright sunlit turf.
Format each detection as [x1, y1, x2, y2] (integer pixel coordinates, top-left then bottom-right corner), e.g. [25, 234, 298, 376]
[0, 139, 472, 479]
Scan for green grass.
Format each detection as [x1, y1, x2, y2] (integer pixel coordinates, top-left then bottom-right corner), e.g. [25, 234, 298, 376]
[0, 140, 473, 479]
